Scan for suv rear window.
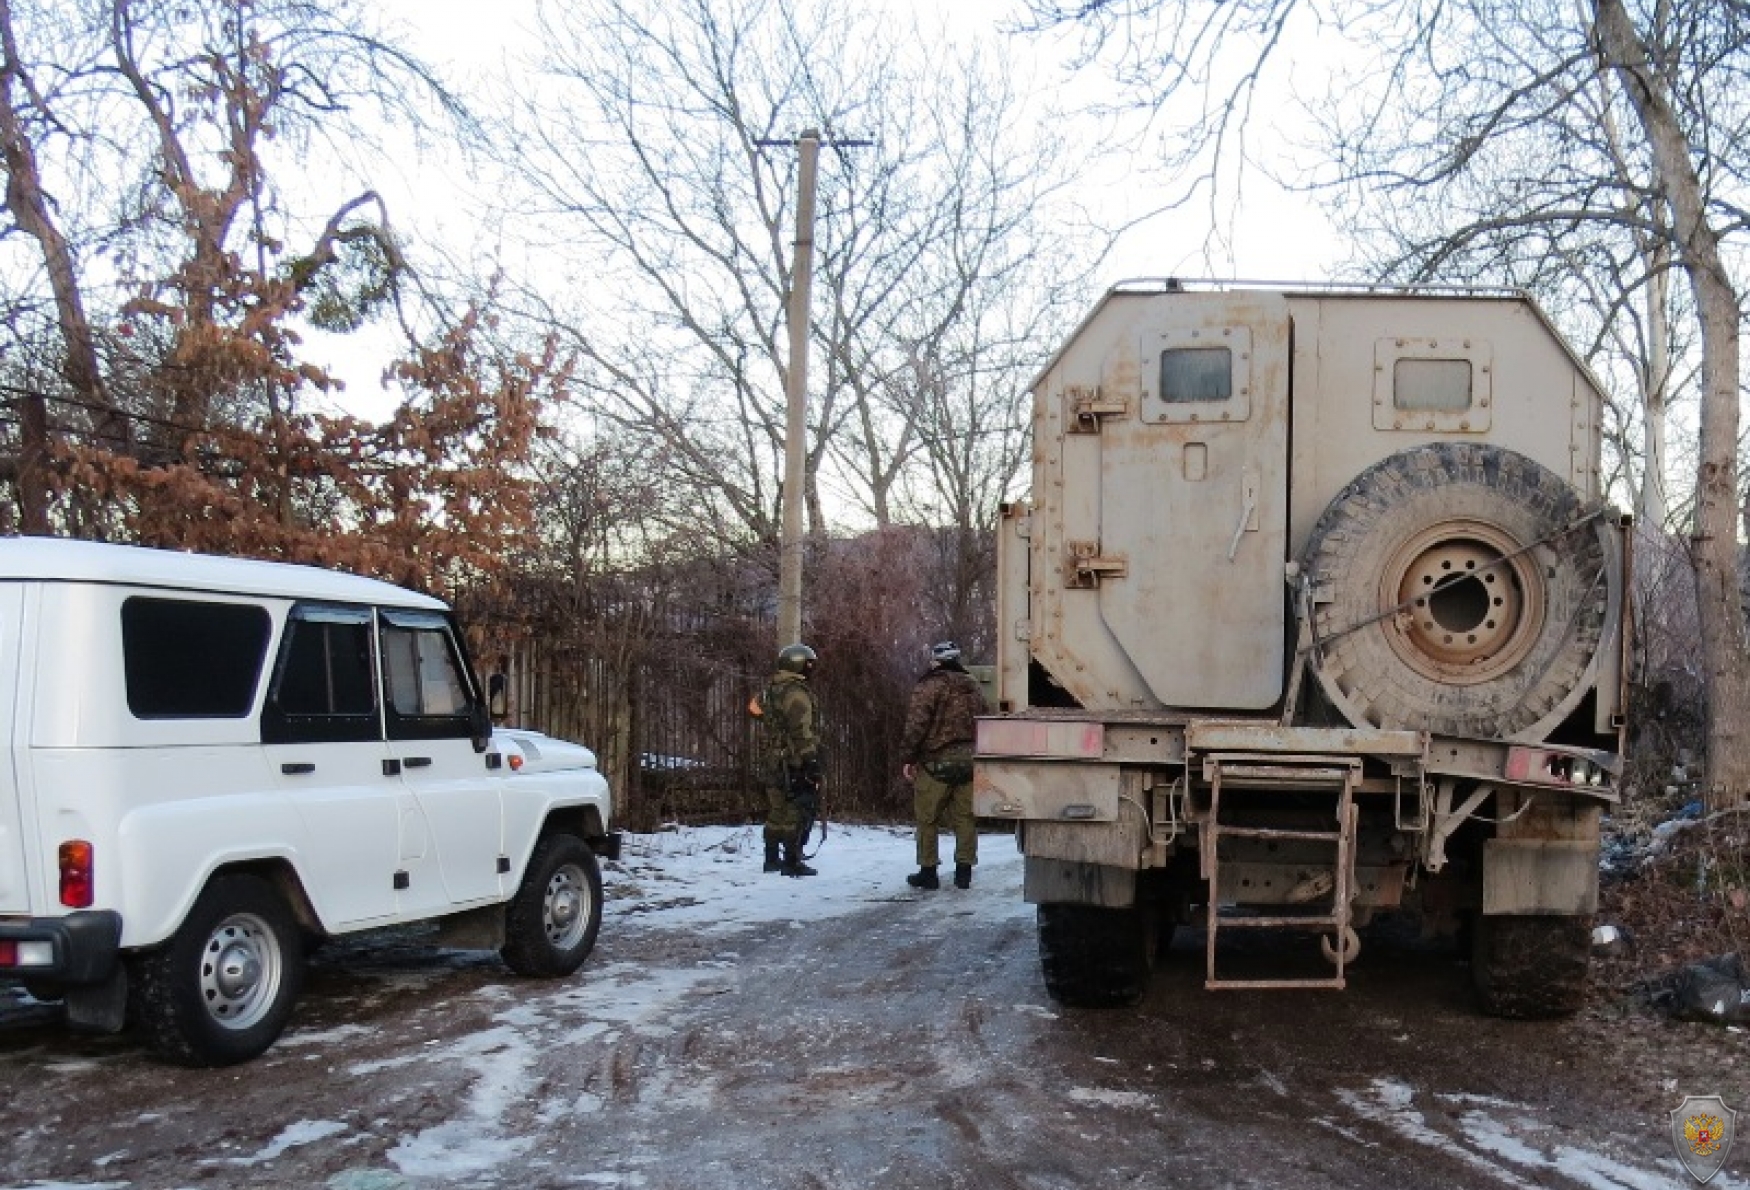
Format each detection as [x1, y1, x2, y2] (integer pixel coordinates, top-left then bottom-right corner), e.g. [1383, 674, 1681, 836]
[122, 597, 271, 719]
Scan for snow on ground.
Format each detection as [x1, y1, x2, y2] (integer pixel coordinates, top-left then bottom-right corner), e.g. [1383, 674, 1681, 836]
[5, 827, 1742, 1189]
[608, 822, 1025, 931]
[362, 824, 1025, 1186]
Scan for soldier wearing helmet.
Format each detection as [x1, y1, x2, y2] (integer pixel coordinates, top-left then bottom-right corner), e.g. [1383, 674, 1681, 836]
[899, 640, 986, 889]
[757, 643, 822, 877]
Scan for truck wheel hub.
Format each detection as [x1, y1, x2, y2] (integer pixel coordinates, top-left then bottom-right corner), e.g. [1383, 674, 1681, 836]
[1381, 522, 1542, 684]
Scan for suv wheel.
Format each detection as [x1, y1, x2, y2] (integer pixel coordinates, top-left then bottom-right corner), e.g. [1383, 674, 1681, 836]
[129, 873, 305, 1066]
[502, 833, 602, 977]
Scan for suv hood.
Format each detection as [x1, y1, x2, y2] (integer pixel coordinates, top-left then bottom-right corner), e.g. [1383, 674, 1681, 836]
[492, 727, 599, 774]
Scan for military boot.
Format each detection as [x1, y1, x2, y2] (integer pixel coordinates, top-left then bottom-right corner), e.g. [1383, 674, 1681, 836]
[763, 836, 782, 874]
[954, 863, 972, 889]
[906, 865, 940, 890]
[781, 836, 817, 877]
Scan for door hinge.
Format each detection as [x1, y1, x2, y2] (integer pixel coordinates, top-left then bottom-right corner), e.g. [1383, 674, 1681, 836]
[1067, 385, 1130, 432]
[1066, 540, 1127, 587]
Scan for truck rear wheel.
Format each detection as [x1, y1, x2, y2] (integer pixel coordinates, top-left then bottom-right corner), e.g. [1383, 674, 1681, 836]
[1037, 904, 1154, 1008]
[1471, 913, 1591, 1018]
[1301, 443, 1615, 740]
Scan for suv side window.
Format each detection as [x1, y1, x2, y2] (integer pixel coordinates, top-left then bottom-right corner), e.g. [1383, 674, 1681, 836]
[380, 610, 474, 740]
[122, 596, 271, 719]
[262, 604, 378, 744]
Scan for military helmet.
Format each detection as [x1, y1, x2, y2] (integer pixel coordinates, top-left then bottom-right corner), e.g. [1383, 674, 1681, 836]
[777, 643, 817, 674]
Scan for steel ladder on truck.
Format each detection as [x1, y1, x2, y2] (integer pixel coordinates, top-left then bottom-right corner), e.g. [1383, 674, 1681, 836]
[1197, 753, 1361, 990]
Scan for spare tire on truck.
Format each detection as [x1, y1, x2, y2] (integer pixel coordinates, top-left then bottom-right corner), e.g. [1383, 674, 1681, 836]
[1300, 442, 1619, 741]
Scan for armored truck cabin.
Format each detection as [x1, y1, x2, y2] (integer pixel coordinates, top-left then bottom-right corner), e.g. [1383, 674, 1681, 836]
[976, 282, 1627, 1017]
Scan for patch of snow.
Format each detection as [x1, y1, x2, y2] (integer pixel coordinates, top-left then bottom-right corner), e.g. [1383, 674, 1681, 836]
[1340, 1082, 1750, 1190]
[278, 1023, 377, 1048]
[387, 1025, 536, 1179]
[1336, 1082, 1540, 1189]
[1067, 1086, 1154, 1110]
[206, 1119, 350, 1167]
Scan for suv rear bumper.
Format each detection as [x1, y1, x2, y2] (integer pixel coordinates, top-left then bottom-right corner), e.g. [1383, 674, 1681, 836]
[0, 910, 122, 985]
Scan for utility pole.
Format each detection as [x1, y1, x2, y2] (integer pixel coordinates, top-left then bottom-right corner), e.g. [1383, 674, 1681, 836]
[776, 129, 820, 650]
[761, 128, 869, 650]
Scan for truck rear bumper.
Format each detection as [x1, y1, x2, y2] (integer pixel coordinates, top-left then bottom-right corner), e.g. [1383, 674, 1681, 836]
[0, 910, 122, 985]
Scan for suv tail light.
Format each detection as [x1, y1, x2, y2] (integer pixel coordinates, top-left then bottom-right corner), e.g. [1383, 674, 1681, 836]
[59, 840, 94, 908]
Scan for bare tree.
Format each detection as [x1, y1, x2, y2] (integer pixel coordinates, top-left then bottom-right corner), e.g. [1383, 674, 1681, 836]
[505, 0, 1103, 564]
[0, 0, 561, 594]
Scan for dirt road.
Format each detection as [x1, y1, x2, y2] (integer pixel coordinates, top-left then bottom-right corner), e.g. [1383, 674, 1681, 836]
[2, 827, 1745, 1189]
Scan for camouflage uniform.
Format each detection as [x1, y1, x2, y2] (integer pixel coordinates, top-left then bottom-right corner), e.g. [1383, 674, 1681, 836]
[760, 668, 821, 857]
[899, 661, 986, 874]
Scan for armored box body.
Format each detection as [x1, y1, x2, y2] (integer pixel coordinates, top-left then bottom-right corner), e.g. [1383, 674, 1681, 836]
[1003, 284, 1612, 722]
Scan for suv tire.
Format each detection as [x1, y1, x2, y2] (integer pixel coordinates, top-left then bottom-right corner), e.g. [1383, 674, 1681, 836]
[502, 833, 602, 978]
[129, 873, 305, 1067]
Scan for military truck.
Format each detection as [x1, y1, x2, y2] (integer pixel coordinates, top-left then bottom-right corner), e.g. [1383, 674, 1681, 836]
[975, 281, 1627, 1017]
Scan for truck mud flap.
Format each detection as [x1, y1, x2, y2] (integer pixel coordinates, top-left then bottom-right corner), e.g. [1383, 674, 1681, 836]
[1024, 857, 1136, 908]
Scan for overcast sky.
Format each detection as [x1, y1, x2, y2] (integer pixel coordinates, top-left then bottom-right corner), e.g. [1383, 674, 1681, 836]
[312, 0, 1342, 414]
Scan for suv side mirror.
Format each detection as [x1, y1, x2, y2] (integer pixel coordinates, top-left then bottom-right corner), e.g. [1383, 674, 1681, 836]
[470, 701, 493, 754]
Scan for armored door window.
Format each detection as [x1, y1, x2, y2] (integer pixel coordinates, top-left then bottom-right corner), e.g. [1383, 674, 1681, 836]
[262, 604, 378, 743]
[1394, 358, 1472, 411]
[1373, 337, 1492, 431]
[1141, 324, 1252, 423]
[1161, 347, 1233, 403]
[381, 610, 474, 740]
[122, 596, 271, 719]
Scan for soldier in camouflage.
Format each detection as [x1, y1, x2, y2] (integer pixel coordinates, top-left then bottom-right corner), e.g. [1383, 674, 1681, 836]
[758, 643, 822, 878]
[899, 641, 986, 890]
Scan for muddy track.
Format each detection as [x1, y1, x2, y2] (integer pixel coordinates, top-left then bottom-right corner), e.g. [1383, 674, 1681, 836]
[1, 849, 1744, 1189]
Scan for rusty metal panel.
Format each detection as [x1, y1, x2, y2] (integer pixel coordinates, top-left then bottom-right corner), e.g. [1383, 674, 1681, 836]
[1219, 862, 1407, 908]
[974, 757, 1119, 821]
[994, 502, 1033, 711]
[1482, 839, 1600, 914]
[1023, 856, 1138, 908]
[1095, 292, 1291, 709]
[1285, 293, 1608, 554]
[1187, 721, 1425, 757]
[1022, 798, 1151, 870]
[977, 717, 1104, 759]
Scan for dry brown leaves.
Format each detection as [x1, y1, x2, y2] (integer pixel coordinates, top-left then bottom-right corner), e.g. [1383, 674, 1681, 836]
[1592, 806, 1750, 1004]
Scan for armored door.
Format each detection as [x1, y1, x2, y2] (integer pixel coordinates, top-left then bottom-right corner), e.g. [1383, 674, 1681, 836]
[1094, 291, 1291, 708]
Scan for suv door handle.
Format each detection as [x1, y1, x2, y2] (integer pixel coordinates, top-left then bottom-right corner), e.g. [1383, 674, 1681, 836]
[404, 756, 432, 768]
[280, 762, 315, 775]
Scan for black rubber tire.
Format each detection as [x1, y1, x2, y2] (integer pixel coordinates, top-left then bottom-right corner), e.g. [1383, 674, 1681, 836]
[128, 873, 305, 1066]
[1471, 913, 1592, 1019]
[501, 833, 603, 978]
[1037, 903, 1154, 1008]
[1301, 443, 1615, 740]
